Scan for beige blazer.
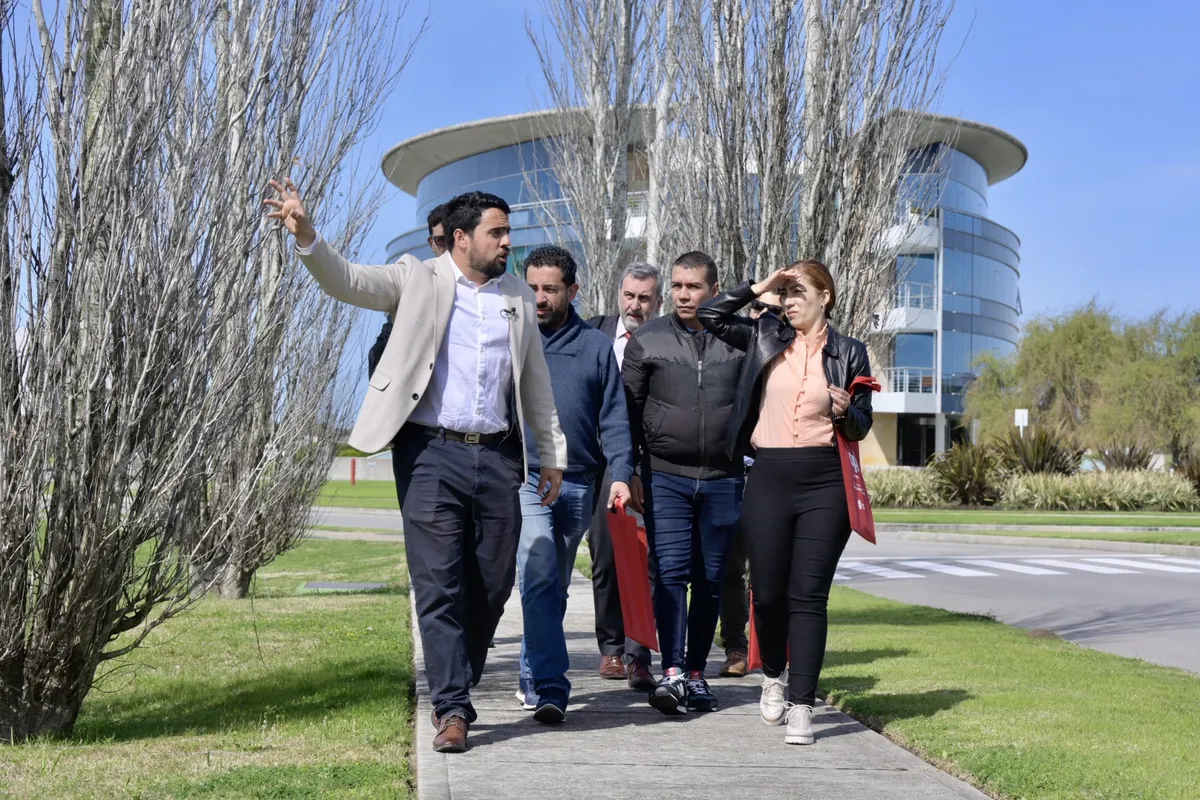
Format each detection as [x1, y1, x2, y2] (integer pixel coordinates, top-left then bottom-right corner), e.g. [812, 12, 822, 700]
[297, 236, 567, 476]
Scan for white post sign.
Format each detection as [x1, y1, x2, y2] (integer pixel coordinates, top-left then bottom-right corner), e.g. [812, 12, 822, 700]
[1014, 408, 1029, 438]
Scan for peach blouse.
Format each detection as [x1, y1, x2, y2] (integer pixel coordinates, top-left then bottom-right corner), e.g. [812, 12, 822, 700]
[750, 326, 835, 449]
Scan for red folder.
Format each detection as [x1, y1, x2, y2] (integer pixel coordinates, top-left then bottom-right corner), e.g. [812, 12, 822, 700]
[748, 376, 882, 670]
[608, 499, 659, 652]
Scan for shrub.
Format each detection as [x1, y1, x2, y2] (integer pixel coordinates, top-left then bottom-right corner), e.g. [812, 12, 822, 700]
[336, 443, 369, 457]
[865, 468, 942, 508]
[994, 426, 1084, 475]
[1096, 441, 1155, 471]
[1176, 448, 1200, 495]
[929, 442, 1002, 506]
[1001, 470, 1199, 512]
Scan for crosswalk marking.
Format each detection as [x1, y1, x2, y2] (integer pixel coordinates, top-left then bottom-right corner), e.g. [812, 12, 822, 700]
[1157, 557, 1200, 568]
[903, 560, 996, 577]
[1085, 557, 1200, 573]
[958, 559, 1066, 576]
[1024, 558, 1138, 574]
[842, 562, 925, 579]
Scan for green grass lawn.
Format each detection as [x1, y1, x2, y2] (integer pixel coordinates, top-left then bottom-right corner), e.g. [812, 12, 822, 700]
[0, 540, 413, 799]
[317, 480, 399, 510]
[875, 508, 1200, 528]
[823, 589, 1200, 800]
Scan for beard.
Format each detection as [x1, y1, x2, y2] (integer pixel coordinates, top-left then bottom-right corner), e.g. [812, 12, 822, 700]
[539, 303, 570, 330]
[621, 311, 644, 332]
[468, 245, 509, 279]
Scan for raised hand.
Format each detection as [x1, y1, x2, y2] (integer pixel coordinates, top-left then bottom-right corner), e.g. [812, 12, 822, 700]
[263, 177, 317, 249]
[751, 266, 803, 297]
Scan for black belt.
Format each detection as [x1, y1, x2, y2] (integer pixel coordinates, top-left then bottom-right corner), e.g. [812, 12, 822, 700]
[412, 424, 506, 447]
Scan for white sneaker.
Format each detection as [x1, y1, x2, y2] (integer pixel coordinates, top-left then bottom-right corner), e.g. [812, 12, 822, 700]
[759, 670, 788, 726]
[784, 703, 815, 745]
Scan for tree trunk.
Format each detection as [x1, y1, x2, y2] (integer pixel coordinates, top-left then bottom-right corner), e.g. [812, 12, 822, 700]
[216, 561, 256, 599]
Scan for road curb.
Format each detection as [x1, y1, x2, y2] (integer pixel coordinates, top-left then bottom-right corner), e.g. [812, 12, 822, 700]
[882, 529, 1200, 556]
[311, 505, 403, 517]
[877, 522, 1200, 534]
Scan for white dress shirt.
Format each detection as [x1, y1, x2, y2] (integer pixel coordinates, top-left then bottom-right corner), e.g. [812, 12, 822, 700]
[613, 314, 632, 368]
[409, 256, 513, 433]
[299, 233, 513, 434]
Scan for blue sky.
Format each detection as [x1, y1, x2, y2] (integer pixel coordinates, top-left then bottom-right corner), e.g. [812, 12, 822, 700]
[352, 0, 1197, 323]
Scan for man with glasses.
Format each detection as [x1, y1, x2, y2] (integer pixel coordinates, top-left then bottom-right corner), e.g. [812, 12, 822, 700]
[718, 289, 783, 678]
[367, 203, 450, 377]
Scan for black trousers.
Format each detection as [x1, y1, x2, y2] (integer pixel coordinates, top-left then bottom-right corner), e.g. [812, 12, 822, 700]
[719, 524, 749, 655]
[587, 467, 652, 666]
[392, 425, 524, 724]
[741, 446, 850, 705]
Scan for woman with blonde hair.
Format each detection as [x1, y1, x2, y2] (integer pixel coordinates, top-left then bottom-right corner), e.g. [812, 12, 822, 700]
[697, 260, 873, 745]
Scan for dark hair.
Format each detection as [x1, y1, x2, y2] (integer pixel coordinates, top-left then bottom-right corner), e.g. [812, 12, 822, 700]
[426, 203, 449, 237]
[789, 259, 837, 317]
[673, 250, 718, 287]
[443, 192, 511, 248]
[522, 245, 578, 286]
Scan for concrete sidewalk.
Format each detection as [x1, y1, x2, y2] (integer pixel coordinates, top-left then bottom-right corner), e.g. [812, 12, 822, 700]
[411, 573, 988, 800]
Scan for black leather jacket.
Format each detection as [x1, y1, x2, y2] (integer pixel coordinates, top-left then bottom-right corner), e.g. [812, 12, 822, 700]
[697, 281, 874, 460]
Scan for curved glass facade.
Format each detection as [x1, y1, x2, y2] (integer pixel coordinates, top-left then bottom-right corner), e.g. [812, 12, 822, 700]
[899, 144, 1023, 414]
[414, 140, 564, 222]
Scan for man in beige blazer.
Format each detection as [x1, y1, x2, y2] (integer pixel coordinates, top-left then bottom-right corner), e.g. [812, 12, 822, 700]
[266, 181, 567, 753]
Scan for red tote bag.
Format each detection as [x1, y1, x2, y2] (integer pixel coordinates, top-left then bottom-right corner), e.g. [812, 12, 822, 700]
[838, 376, 882, 544]
[607, 499, 660, 652]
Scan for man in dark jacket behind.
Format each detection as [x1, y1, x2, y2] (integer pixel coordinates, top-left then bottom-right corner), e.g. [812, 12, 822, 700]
[621, 250, 746, 715]
[585, 262, 663, 691]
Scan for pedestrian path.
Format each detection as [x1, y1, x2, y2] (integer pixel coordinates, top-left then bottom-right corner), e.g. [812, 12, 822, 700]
[834, 554, 1200, 582]
[411, 574, 989, 800]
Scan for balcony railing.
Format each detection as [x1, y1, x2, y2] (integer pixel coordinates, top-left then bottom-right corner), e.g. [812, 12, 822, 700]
[881, 367, 936, 394]
[894, 282, 936, 310]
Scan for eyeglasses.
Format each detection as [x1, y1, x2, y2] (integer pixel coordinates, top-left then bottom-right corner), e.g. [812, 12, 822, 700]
[750, 300, 783, 316]
[427, 235, 446, 249]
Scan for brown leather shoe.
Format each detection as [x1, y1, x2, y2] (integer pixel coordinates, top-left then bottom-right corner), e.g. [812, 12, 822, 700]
[719, 650, 749, 678]
[432, 711, 469, 753]
[598, 655, 626, 679]
[626, 660, 656, 691]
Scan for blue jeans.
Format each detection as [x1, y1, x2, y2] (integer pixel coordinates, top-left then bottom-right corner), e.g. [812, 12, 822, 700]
[644, 472, 744, 673]
[517, 471, 597, 697]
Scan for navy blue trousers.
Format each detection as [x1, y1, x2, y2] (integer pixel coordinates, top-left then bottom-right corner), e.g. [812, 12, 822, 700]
[392, 425, 524, 723]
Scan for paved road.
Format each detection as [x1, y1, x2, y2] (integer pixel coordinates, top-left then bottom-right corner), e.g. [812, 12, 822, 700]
[844, 534, 1200, 674]
[308, 507, 403, 532]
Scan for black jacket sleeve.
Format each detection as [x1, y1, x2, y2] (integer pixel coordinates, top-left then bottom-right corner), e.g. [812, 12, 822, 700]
[620, 332, 650, 467]
[366, 318, 392, 378]
[838, 340, 874, 442]
[697, 281, 758, 352]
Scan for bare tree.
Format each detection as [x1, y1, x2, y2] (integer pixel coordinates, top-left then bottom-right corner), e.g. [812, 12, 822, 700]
[796, 0, 952, 341]
[527, 0, 652, 316]
[0, 0, 420, 741]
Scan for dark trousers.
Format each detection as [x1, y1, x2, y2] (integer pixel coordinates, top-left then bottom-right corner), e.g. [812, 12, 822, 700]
[741, 447, 850, 706]
[719, 525, 749, 655]
[392, 425, 524, 724]
[643, 471, 743, 673]
[587, 468, 651, 666]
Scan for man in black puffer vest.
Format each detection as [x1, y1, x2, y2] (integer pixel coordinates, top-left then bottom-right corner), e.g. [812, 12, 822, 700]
[621, 250, 746, 716]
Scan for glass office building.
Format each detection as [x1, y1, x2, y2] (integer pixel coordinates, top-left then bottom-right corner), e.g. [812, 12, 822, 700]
[380, 111, 1027, 467]
[867, 118, 1027, 467]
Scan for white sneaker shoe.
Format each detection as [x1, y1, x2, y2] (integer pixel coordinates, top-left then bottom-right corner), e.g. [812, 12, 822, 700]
[759, 670, 788, 726]
[784, 703, 815, 745]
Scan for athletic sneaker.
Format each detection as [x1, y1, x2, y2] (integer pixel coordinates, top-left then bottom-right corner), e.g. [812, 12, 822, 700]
[515, 676, 536, 711]
[759, 670, 788, 725]
[685, 672, 718, 712]
[648, 670, 689, 715]
[784, 703, 815, 745]
[533, 686, 568, 724]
